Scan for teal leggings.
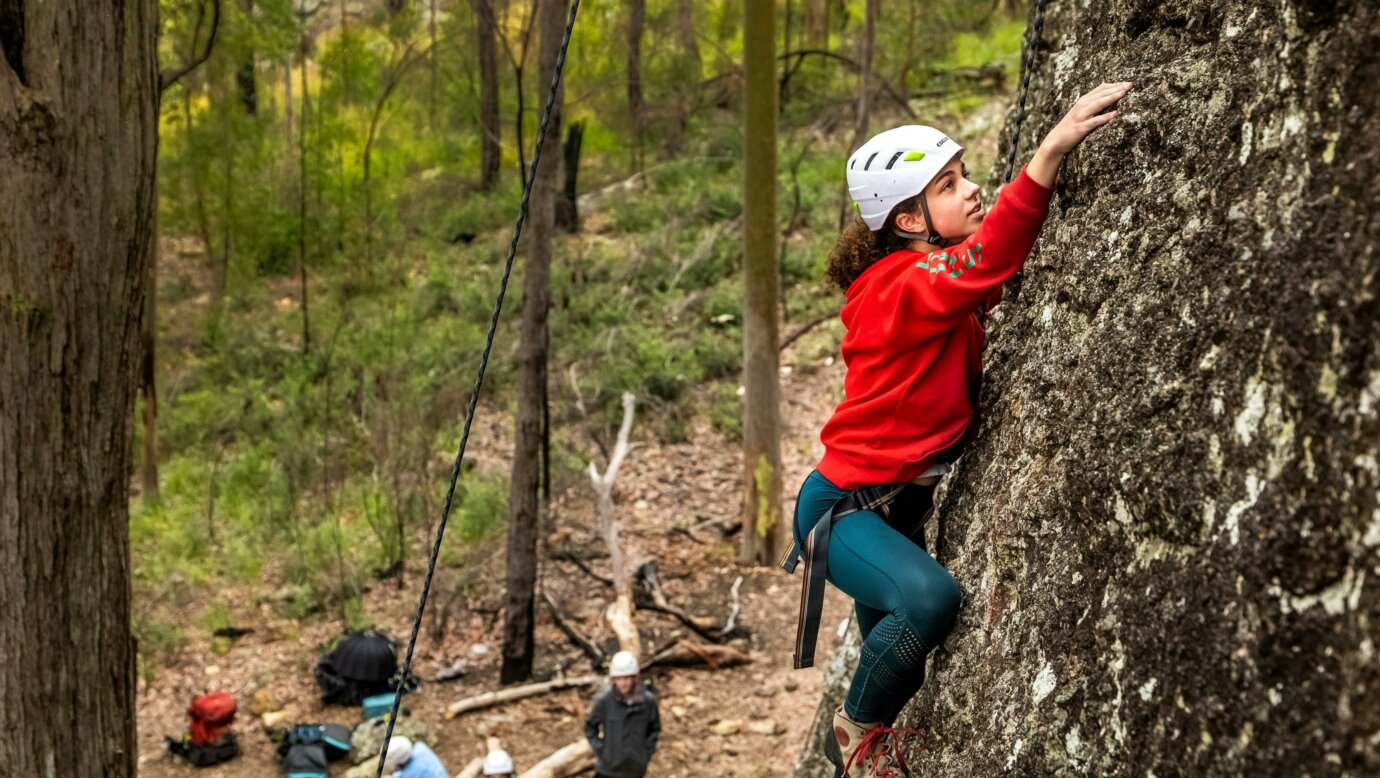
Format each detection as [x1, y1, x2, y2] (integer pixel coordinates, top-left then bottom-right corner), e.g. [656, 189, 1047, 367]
[793, 469, 962, 725]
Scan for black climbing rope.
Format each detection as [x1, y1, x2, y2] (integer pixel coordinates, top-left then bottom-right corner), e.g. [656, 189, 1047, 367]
[372, 1, 583, 774]
[1004, 0, 1049, 183]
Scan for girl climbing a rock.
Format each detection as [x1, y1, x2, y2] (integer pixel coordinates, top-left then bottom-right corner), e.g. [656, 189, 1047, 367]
[784, 81, 1133, 777]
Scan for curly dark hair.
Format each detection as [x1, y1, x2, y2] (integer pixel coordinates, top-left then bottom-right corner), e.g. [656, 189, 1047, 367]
[824, 193, 922, 292]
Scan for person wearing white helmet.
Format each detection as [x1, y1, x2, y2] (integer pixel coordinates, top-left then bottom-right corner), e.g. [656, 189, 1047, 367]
[482, 748, 514, 776]
[583, 650, 661, 778]
[381, 735, 448, 778]
[782, 82, 1134, 777]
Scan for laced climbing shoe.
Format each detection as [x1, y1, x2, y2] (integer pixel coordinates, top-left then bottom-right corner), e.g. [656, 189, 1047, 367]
[830, 706, 926, 777]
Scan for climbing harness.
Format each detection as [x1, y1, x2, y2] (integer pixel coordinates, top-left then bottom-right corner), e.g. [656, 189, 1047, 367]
[781, 477, 938, 670]
[371, 1, 583, 775]
[785, 4, 1050, 673]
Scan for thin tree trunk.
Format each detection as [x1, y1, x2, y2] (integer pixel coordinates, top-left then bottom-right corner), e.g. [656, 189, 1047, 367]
[676, 0, 700, 76]
[141, 211, 160, 500]
[0, 2, 158, 773]
[502, 0, 566, 686]
[283, 61, 293, 155]
[804, 0, 825, 45]
[626, 0, 645, 172]
[236, 0, 258, 114]
[429, 0, 438, 125]
[556, 120, 582, 232]
[298, 49, 311, 354]
[851, 0, 877, 152]
[471, 0, 501, 189]
[739, 0, 783, 565]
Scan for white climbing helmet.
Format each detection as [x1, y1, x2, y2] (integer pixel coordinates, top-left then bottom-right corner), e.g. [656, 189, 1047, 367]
[383, 736, 412, 768]
[609, 650, 640, 678]
[483, 748, 515, 775]
[846, 125, 965, 232]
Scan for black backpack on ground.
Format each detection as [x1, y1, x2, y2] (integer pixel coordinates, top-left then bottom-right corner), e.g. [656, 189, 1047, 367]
[166, 732, 240, 768]
[281, 742, 328, 777]
[315, 630, 419, 706]
[276, 723, 352, 762]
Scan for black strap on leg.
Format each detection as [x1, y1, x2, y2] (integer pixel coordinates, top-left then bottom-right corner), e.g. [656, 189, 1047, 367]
[793, 504, 837, 669]
[785, 484, 909, 669]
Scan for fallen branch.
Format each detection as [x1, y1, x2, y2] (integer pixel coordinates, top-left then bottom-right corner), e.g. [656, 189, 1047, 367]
[444, 675, 602, 719]
[635, 563, 747, 644]
[780, 311, 838, 352]
[646, 640, 752, 670]
[553, 551, 613, 587]
[517, 738, 596, 778]
[721, 575, 743, 637]
[454, 757, 484, 778]
[542, 589, 606, 668]
[588, 392, 642, 660]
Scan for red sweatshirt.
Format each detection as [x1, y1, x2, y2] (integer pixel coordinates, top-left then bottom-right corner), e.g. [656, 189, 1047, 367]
[816, 166, 1055, 490]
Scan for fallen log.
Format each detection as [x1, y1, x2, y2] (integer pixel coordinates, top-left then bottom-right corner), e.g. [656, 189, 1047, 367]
[645, 640, 752, 670]
[454, 756, 484, 778]
[444, 675, 602, 719]
[517, 738, 596, 778]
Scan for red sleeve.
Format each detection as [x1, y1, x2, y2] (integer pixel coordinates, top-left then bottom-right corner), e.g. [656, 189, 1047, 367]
[877, 166, 1054, 343]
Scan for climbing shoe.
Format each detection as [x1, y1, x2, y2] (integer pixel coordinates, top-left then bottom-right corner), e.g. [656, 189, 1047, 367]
[829, 706, 923, 777]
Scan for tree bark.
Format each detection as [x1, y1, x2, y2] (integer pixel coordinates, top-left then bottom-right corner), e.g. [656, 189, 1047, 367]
[625, 0, 645, 172]
[556, 119, 582, 232]
[235, 0, 257, 114]
[739, 0, 783, 566]
[850, 0, 876, 152]
[471, 0, 501, 189]
[804, 0, 826, 46]
[502, 0, 566, 685]
[0, 1, 158, 774]
[800, 2, 1380, 774]
[141, 214, 161, 500]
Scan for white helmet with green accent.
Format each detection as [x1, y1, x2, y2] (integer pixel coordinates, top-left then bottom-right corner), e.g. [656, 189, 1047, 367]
[846, 125, 964, 238]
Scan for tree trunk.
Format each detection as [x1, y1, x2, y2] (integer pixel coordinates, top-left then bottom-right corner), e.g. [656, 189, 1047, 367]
[799, 2, 1380, 774]
[739, 0, 783, 566]
[0, 1, 158, 774]
[625, 0, 644, 172]
[555, 119, 582, 233]
[804, 0, 826, 46]
[676, 0, 700, 76]
[502, 0, 566, 685]
[236, 0, 257, 114]
[850, 0, 876, 152]
[471, 0, 501, 190]
[141, 213, 160, 500]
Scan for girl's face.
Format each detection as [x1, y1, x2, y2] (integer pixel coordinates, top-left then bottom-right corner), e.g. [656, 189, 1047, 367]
[894, 156, 984, 242]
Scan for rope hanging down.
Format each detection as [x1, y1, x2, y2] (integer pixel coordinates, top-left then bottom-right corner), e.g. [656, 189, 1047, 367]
[1004, 0, 1049, 183]
[372, 1, 583, 774]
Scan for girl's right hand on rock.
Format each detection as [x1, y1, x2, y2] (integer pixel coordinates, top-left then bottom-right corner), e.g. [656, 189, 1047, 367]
[1041, 81, 1132, 157]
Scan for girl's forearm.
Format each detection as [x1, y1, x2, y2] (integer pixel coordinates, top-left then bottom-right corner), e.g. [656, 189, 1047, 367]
[1026, 143, 1065, 188]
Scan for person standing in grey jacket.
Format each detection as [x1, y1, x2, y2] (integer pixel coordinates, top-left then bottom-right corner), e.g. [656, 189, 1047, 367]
[584, 651, 660, 778]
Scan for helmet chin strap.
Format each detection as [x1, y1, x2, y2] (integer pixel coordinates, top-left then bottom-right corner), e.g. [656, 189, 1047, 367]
[893, 191, 955, 247]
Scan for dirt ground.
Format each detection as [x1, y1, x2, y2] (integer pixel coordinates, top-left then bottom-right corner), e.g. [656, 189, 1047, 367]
[135, 325, 857, 777]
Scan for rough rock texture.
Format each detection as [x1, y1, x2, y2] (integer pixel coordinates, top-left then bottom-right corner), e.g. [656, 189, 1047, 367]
[800, 1, 1380, 775]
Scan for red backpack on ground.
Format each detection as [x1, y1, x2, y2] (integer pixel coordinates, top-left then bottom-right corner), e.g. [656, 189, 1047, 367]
[188, 691, 237, 745]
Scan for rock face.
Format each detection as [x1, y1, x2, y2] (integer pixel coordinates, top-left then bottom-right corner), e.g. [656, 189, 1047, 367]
[800, 2, 1379, 775]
